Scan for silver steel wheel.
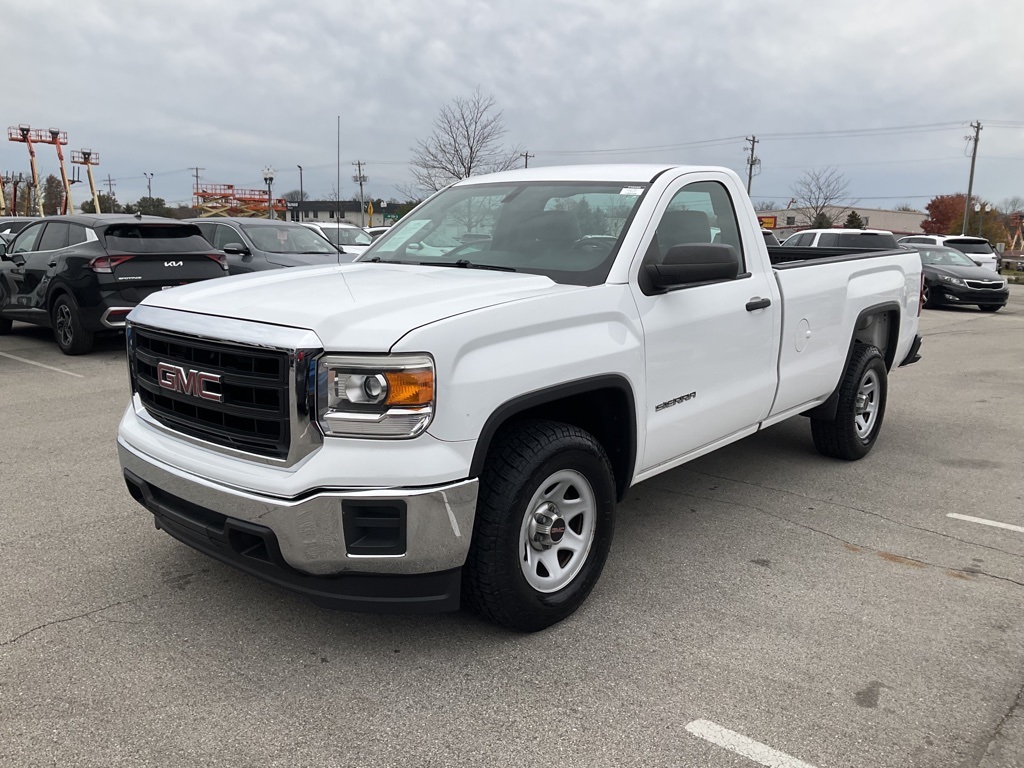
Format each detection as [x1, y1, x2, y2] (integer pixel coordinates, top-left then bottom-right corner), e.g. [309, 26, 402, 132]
[519, 469, 597, 593]
[55, 302, 73, 347]
[854, 369, 880, 440]
[922, 284, 931, 306]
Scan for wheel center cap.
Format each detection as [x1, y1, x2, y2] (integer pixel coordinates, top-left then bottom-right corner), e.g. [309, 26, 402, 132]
[855, 392, 869, 413]
[528, 503, 565, 550]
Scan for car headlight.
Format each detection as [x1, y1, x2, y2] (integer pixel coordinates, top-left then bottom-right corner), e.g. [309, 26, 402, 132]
[937, 274, 967, 287]
[317, 354, 434, 438]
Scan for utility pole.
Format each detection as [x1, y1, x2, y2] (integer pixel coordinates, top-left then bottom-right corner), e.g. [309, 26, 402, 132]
[144, 172, 153, 199]
[297, 164, 304, 221]
[520, 151, 535, 169]
[745, 136, 760, 194]
[105, 174, 116, 197]
[961, 120, 982, 235]
[352, 160, 367, 226]
[189, 166, 204, 211]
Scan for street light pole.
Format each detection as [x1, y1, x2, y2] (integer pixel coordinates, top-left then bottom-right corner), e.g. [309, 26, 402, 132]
[144, 172, 153, 199]
[263, 167, 275, 220]
[297, 165, 304, 220]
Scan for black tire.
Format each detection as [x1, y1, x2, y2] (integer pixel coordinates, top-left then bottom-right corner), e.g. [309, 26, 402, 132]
[978, 305, 1001, 312]
[50, 294, 94, 355]
[922, 283, 935, 308]
[811, 344, 887, 461]
[0, 316, 11, 335]
[462, 419, 616, 632]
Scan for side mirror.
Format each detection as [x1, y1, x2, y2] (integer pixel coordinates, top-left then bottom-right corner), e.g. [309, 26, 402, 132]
[222, 242, 250, 257]
[645, 243, 739, 291]
[0, 241, 7, 258]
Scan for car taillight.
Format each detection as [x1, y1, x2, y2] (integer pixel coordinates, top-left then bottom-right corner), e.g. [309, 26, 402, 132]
[89, 255, 136, 273]
[205, 253, 228, 271]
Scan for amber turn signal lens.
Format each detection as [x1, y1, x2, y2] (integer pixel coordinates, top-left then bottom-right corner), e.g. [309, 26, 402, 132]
[384, 370, 434, 406]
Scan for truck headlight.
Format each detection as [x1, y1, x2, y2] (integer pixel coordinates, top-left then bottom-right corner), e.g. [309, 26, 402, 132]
[317, 354, 434, 438]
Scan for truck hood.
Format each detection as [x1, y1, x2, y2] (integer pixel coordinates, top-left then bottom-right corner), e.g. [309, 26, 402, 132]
[139, 263, 577, 351]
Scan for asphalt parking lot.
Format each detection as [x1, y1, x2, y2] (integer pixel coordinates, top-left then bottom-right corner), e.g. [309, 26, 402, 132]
[2, 288, 1022, 768]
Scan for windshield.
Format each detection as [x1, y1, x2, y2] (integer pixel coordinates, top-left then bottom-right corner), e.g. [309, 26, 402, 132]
[817, 232, 898, 249]
[103, 224, 211, 253]
[363, 181, 648, 285]
[916, 247, 978, 267]
[944, 238, 994, 255]
[320, 227, 373, 247]
[241, 224, 338, 254]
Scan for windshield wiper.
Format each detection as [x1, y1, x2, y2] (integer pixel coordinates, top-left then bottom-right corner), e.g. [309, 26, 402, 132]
[425, 259, 517, 272]
[365, 257, 416, 264]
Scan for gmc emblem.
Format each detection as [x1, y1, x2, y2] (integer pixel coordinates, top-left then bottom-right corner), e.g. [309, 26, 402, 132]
[156, 362, 222, 402]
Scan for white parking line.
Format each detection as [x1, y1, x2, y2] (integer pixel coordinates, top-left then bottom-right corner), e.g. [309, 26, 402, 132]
[0, 351, 85, 378]
[685, 719, 820, 768]
[946, 513, 1024, 534]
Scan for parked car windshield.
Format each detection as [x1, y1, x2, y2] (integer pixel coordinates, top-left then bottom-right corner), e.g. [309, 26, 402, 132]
[915, 246, 978, 267]
[363, 181, 648, 286]
[103, 224, 212, 253]
[321, 228, 373, 247]
[944, 238, 995, 255]
[242, 224, 338, 254]
[817, 232, 899, 249]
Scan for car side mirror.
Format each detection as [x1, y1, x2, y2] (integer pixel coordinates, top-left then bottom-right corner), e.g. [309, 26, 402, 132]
[222, 242, 250, 257]
[645, 243, 740, 291]
[0, 241, 7, 258]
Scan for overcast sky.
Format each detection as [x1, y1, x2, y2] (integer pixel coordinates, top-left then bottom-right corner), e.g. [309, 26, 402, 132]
[6, 0, 1023, 213]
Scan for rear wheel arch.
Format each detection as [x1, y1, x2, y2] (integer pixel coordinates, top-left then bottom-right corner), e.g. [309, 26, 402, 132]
[804, 302, 900, 421]
[469, 375, 638, 502]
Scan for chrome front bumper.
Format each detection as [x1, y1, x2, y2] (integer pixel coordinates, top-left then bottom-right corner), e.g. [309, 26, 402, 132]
[118, 439, 478, 577]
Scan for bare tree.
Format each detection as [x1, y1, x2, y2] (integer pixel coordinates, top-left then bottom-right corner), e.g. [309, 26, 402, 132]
[281, 189, 309, 202]
[405, 88, 523, 196]
[791, 167, 852, 227]
[998, 195, 1024, 215]
[753, 200, 779, 212]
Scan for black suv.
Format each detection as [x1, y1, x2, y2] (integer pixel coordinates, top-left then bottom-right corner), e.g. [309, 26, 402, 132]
[0, 214, 227, 354]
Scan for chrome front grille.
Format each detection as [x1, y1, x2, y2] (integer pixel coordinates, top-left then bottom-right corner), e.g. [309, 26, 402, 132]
[965, 279, 1004, 290]
[126, 305, 323, 466]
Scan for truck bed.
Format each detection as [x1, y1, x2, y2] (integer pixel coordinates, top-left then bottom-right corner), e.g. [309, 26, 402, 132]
[767, 246, 911, 267]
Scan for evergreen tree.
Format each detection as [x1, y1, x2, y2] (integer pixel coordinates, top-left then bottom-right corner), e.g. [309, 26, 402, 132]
[843, 210, 864, 229]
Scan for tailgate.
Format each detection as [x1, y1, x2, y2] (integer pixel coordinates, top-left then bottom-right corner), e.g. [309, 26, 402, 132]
[99, 223, 227, 294]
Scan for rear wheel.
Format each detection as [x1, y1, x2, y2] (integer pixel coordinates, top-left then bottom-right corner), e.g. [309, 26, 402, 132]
[50, 295, 94, 355]
[0, 317, 11, 335]
[811, 344, 887, 460]
[462, 420, 616, 632]
[978, 305, 1001, 312]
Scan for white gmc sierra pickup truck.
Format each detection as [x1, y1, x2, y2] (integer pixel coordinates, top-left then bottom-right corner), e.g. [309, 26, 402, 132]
[117, 164, 923, 631]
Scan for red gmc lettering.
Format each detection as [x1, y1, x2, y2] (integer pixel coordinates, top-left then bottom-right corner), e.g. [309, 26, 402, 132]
[156, 362, 222, 402]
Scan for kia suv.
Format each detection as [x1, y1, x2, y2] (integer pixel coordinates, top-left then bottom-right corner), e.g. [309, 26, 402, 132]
[0, 215, 227, 354]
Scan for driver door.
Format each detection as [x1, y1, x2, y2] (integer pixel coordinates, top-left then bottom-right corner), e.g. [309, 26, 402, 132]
[630, 173, 780, 474]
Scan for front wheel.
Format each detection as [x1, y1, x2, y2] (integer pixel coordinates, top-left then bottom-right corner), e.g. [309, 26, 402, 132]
[462, 420, 616, 632]
[811, 344, 887, 460]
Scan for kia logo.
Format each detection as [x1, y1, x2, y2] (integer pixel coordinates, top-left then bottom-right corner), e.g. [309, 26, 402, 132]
[156, 362, 222, 402]
[164, 261, 183, 267]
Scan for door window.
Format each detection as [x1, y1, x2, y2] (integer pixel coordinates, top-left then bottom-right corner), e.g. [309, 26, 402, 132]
[68, 224, 88, 246]
[10, 222, 44, 253]
[655, 181, 744, 269]
[37, 222, 70, 251]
